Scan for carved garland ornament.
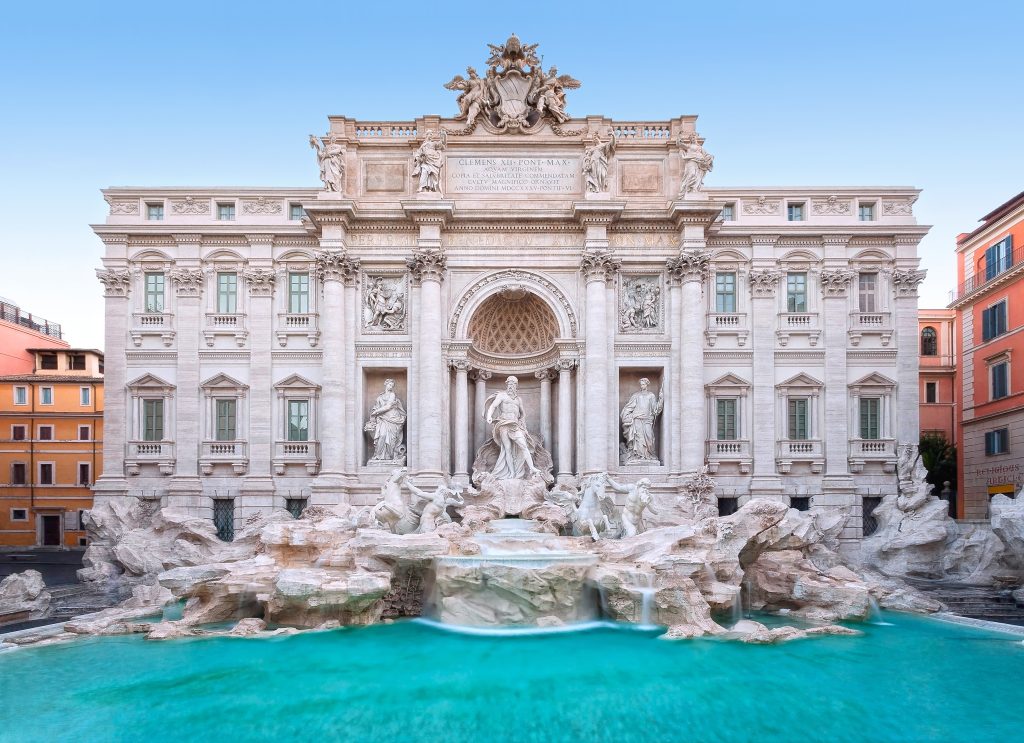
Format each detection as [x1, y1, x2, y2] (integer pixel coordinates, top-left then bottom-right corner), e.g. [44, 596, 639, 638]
[811, 196, 852, 216]
[742, 196, 781, 216]
[315, 250, 360, 284]
[169, 268, 205, 297]
[747, 269, 783, 297]
[242, 196, 283, 215]
[818, 268, 857, 297]
[96, 268, 132, 297]
[171, 197, 209, 215]
[891, 268, 927, 297]
[106, 199, 139, 215]
[449, 269, 578, 339]
[882, 199, 916, 216]
[665, 250, 710, 283]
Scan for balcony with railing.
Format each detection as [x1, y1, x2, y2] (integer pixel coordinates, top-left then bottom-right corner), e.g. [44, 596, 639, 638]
[0, 300, 62, 340]
[848, 438, 897, 473]
[126, 440, 175, 476]
[203, 313, 248, 348]
[949, 243, 1024, 304]
[131, 312, 175, 347]
[200, 440, 249, 475]
[273, 440, 320, 475]
[776, 313, 820, 347]
[775, 439, 824, 473]
[705, 313, 749, 347]
[276, 313, 320, 347]
[848, 311, 893, 346]
[705, 439, 752, 474]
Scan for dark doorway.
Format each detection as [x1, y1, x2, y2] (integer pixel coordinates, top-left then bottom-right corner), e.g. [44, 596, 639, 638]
[41, 515, 62, 547]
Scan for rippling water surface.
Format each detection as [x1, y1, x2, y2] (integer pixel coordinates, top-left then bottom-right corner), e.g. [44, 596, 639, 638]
[1, 613, 1022, 742]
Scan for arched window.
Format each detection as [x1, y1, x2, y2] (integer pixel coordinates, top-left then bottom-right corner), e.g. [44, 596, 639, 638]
[921, 327, 938, 356]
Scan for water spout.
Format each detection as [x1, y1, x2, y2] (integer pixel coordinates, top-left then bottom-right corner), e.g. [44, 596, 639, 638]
[731, 589, 743, 627]
[867, 597, 892, 626]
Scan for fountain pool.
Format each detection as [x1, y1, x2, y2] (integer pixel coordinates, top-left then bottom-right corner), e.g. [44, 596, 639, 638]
[1, 613, 1021, 742]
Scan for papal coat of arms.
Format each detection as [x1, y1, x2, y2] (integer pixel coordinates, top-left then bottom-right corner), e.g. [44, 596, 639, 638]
[443, 34, 581, 133]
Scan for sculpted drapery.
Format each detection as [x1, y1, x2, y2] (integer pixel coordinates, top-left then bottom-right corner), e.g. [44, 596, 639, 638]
[365, 379, 407, 463]
[620, 378, 664, 463]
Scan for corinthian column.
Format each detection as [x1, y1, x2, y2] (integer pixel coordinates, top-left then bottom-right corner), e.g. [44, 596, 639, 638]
[747, 261, 784, 494]
[555, 359, 575, 482]
[581, 251, 620, 474]
[473, 369, 491, 456]
[408, 250, 447, 481]
[315, 249, 360, 476]
[451, 359, 471, 485]
[536, 369, 554, 450]
[95, 265, 131, 498]
[667, 250, 709, 473]
[891, 263, 926, 446]
[242, 257, 276, 501]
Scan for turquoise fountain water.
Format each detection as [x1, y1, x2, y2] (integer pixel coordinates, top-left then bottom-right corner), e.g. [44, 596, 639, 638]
[1, 613, 1022, 742]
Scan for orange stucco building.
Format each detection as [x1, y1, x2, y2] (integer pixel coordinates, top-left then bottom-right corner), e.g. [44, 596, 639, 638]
[919, 309, 957, 443]
[0, 348, 103, 547]
[950, 191, 1024, 520]
[0, 299, 67, 375]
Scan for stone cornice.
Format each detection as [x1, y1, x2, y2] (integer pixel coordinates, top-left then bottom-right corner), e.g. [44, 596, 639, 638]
[401, 200, 456, 226]
[572, 201, 626, 225]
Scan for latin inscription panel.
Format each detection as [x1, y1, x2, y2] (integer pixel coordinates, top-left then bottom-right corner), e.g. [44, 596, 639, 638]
[447, 157, 579, 194]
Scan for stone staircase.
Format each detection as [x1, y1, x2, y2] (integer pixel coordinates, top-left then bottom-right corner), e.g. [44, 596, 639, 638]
[910, 582, 1024, 626]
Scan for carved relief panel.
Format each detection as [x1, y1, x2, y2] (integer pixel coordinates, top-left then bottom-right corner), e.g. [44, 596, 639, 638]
[362, 273, 408, 333]
[618, 274, 663, 333]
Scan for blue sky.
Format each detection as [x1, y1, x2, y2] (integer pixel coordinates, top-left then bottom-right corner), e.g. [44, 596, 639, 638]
[1, 0, 1021, 348]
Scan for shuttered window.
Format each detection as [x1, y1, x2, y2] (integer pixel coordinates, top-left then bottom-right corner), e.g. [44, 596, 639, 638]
[859, 397, 881, 439]
[787, 398, 809, 440]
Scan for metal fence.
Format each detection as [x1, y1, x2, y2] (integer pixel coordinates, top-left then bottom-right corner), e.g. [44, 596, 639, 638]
[0, 301, 62, 340]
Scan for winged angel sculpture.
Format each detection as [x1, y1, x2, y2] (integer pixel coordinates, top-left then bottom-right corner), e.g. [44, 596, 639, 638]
[443, 35, 581, 132]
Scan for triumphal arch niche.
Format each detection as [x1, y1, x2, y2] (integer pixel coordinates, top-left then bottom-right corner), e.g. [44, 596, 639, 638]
[97, 33, 927, 544]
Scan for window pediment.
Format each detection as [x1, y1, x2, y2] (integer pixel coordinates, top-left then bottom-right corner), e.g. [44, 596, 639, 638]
[127, 373, 175, 393]
[274, 373, 321, 395]
[848, 372, 896, 392]
[201, 373, 249, 396]
[706, 373, 751, 396]
[777, 372, 823, 394]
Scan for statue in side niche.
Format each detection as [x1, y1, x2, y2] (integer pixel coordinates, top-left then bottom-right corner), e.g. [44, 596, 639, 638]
[484, 375, 543, 481]
[364, 379, 407, 464]
[620, 378, 664, 463]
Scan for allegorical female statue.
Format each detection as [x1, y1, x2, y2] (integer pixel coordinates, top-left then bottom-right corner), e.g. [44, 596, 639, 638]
[677, 132, 714, 196]
[364, 379, 407, 463]
[412, 129, 446, 193]
[620, 378, 664, 463]
[309, 135, 346, 193]
[582, 134, 615, 193]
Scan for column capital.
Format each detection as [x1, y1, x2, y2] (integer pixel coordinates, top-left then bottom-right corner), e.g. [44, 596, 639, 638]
[819, 268, 857, 297]
[407, 250, 447, 283]
[315, 249, 360, 284]
[580, 250, 620, 282]
[243, 267, 276, 297]
[891, 268, 927, 297]
[666, 249, 710, 284]
[554, 358, 578, 372]
[169, 267, 204, 297]
[748, 268, 783, 297]
[472, 369, 492, 382]
[96, 268, 131, 297]
[448, 359, 472, 372]
[535, 369, 556, 381]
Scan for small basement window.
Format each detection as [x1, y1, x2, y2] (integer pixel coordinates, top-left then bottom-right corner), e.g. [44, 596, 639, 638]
[717, 497, 739, 517]
[11, 508, 28, 521]
[790, 496, 811, 512]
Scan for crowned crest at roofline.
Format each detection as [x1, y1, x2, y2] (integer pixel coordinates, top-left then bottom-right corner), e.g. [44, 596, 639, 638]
[444, 34, 581, 134]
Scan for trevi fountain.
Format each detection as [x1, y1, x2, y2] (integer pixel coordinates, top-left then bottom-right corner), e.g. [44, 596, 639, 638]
[2, 35, 1023, 743]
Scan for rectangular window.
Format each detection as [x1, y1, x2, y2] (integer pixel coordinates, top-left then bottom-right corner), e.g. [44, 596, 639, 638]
[144, 272, 165, 312]
[981, 300, 1008, 341]
[12, 425, 26, 441]
[790, 496, 811, 512]
[859, 397, 881, 439]
[991, 361, 1009, 400]
[787, 398, 809, 440]
[985, 428, 1009, 456]
[40, 354, 58, 370]
[787, 203, 805, 221]
[215, 399, 237, 441]
[217, 203, 236, 221]
[146, 203, 164, 220]
[858, 273, 877, 312]
[720, 203, 735, 221]
[213, 500, 235, 542]
[289, 204, 304, 220]
[11, 464, 27, 486]
[143, 399, 164, 441]
[78, 425, 91, 441]
[287, 399, 309, 441]
[858, 203, 875, 221]
[39, 463, 54, 485]
[217, 272, 238, 313]
[716, 398, 738, 440]
[81, 386, 91, 406]
[78, 463, 91, 486]
[70, 354, 86, 370]
[14, 386, 27, 405]
[38, 425, 53, 441]
[786, 273, 807, 312]
[925, 382, 937, 404]
[288, 272, 310, 313]
[715, 272, 737, 313]
[984, 236, 1013, 281]
[40, 387, 53, 405]
[10, 507, 28, 521]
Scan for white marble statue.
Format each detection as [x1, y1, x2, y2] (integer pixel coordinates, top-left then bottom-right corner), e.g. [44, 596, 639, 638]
[484, 376, 542, 480]
[620, 378, 664, 463]
[606, 476, 657, 537]
[412, 129, 446, 193]
[620, 277, 660, 330]
[533, 66, 576, 124]
[443, 66, 489, 126]
[554, 472, 619, 540]
[364, 276, 407, 331]
[677, 132, 714, 196]
[582, 133, 615, 193]
[309, 135, 346, 193]
[411, 484, 465, 534]
[364, 380, 407, 464]
[371, 468, 418, 534]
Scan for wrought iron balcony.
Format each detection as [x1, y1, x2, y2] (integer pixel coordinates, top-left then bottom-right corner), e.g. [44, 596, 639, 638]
[0, 300, 62, 340]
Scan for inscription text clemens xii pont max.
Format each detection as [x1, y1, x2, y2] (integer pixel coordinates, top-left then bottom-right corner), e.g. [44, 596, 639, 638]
[447, 157, 579, 194]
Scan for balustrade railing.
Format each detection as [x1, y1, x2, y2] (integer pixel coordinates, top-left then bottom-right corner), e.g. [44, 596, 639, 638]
[355, 123, 418, 138]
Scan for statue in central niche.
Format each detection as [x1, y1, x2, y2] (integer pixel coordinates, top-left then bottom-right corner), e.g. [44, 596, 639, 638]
[471, 375, 554, 486]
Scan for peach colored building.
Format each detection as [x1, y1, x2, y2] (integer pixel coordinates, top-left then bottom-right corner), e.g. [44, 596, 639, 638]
[0, 299, 67, 375]
[949, 191, 1024, 519]
[918, 309, 957, 443]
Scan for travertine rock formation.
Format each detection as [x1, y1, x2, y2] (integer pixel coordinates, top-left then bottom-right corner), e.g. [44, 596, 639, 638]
[0, 570, 51, 620]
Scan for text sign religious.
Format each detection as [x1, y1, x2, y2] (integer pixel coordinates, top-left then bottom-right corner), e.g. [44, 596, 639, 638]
[447, 157, 579, 194]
